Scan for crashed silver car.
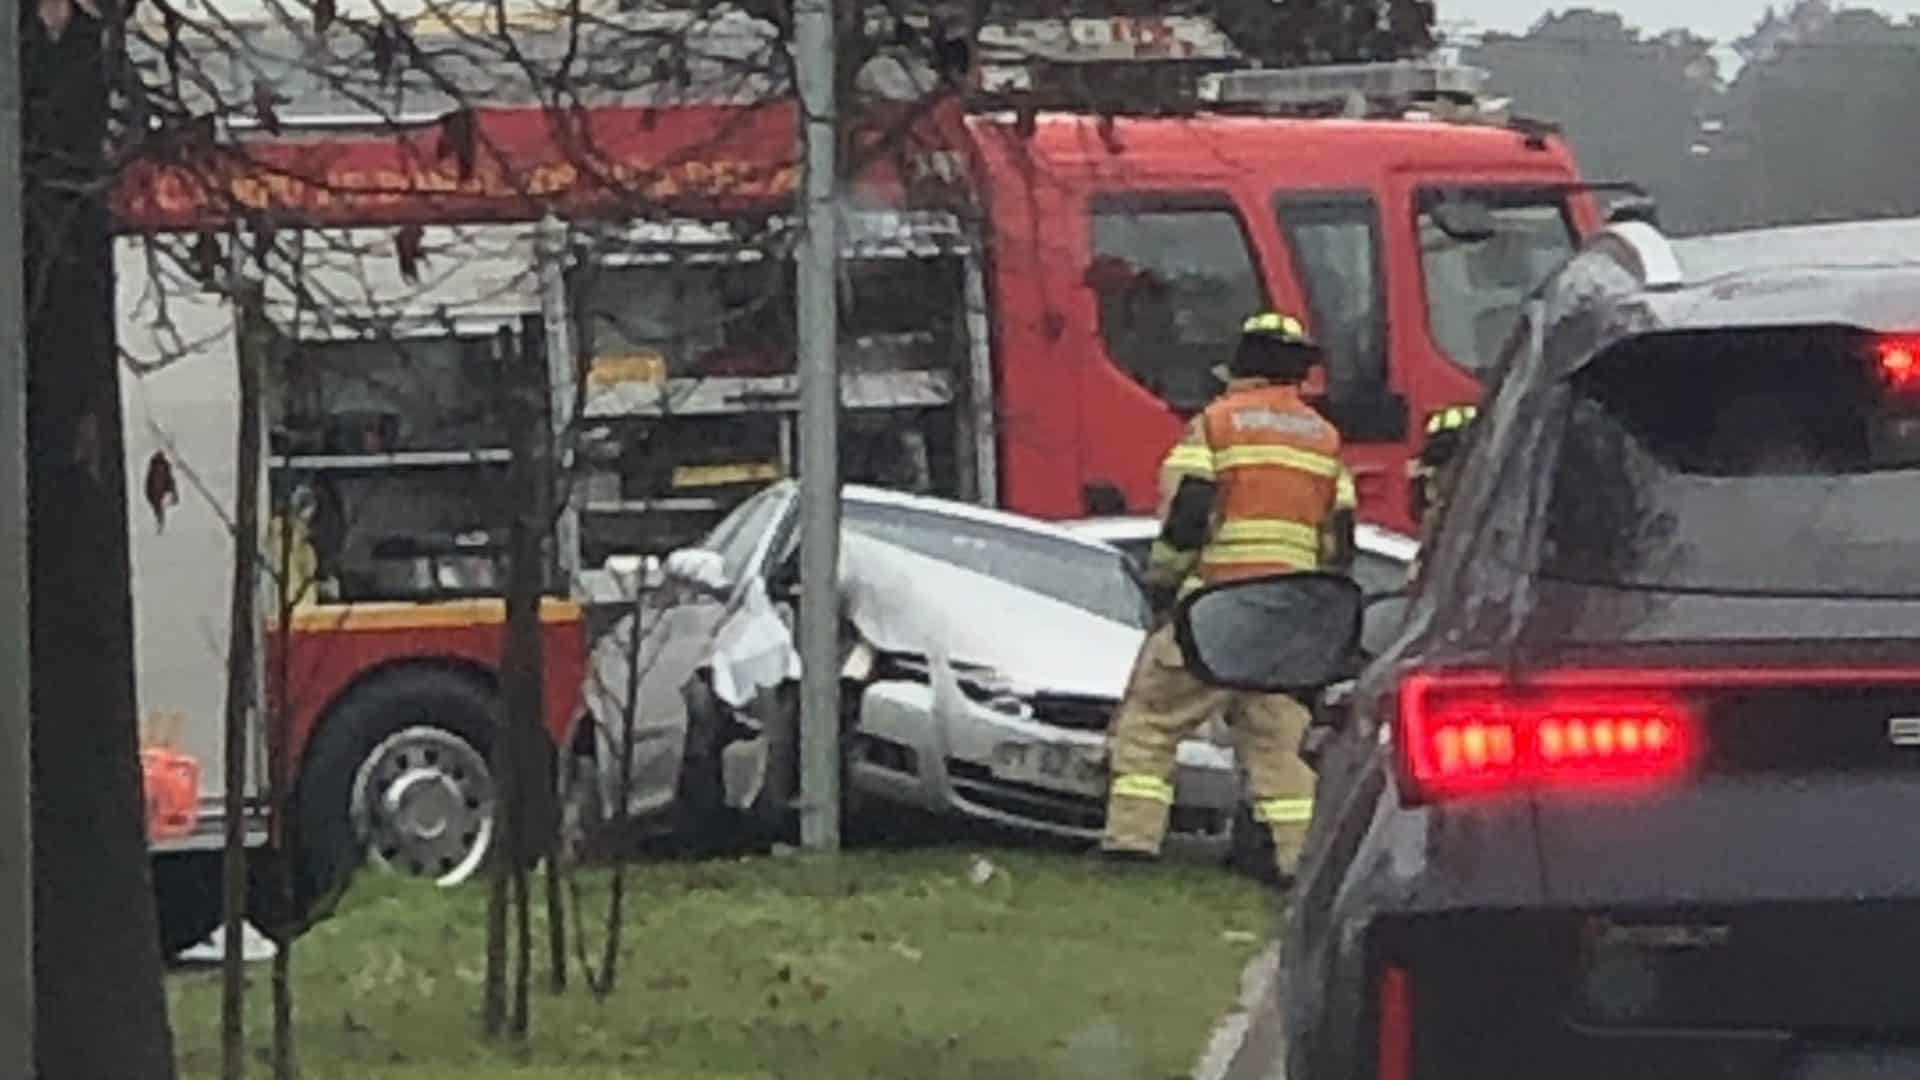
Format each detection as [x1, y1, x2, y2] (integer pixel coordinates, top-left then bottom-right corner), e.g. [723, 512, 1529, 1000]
[573, 482, 1240, 847]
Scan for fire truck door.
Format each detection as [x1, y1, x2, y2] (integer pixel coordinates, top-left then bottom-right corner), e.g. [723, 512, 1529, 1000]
[1271, 192, 1410, 526]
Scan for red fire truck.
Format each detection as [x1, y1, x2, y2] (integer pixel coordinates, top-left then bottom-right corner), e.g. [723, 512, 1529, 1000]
[115, 55, 1611, 949]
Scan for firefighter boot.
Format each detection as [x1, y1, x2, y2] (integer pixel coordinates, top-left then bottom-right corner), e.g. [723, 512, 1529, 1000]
[1231, 691, 1318, 884]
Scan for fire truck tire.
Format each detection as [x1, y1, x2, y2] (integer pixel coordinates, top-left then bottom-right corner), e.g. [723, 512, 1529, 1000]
[294, 666, 500, 916]
[153, 851, 224, 958]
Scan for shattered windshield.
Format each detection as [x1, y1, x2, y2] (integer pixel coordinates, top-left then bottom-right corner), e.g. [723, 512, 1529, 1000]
[1418, 188, 1578, 375]
[1543, 327, 1920, 597]
[846, 501, 1151, 628]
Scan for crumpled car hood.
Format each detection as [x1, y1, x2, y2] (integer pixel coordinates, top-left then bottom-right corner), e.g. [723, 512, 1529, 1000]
[838, 532, 1144, 700]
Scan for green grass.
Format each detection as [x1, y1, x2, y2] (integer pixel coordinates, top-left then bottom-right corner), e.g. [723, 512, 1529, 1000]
[169, 849, 1273, 1080]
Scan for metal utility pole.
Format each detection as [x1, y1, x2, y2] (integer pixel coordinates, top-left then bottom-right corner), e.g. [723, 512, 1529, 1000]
[794, 0, 841, 852]
[0, 0, 32, 1064]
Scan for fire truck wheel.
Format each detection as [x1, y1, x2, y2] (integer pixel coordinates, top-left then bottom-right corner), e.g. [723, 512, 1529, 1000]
[153, 851, 224, 958]
[297, 667, 501, 904]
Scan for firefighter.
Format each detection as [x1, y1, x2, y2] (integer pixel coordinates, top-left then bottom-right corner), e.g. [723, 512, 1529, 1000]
[1100, 311, 1356, 881]
[1409, 404, 1478, 536]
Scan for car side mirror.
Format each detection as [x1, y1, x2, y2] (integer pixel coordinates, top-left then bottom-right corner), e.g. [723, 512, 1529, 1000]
[1430, 201, 1498, 243]
[664, 548, 730, 596]
[1173, 572, 1363, 693]
[1606, 194, 1660, 227]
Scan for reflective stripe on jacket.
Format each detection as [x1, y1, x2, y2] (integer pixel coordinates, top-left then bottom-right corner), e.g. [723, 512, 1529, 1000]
[1195, 380, 1344, 584]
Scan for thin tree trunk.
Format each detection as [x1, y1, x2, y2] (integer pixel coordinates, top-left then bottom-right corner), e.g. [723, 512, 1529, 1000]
[268, 343, 299, 1080]
[489, 321, 551, 1040]
[484, 863, 508, 1036]
[501, 318, 547, 1041]
[222, 283, 265, 1080]
[511, 855, 531, 1038]
[23, 6, 176, 1076]
[545, 842, 565, 993]
[481, 327, 516, 1042]
[593, 581, 647, 997]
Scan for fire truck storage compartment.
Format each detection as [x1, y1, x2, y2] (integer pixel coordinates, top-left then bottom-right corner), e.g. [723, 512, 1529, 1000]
[269, 330, 511, 456]
[268, 326, 533, 603]
[569, 212, 984, 560]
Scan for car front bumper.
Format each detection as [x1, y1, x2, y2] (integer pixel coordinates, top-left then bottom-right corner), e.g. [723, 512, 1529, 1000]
[847, 679, 1238, 841]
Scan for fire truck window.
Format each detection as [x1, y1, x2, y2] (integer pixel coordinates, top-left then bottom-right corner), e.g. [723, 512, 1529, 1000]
[1275, 198, 1387, 405]
[1417, 191, 1576, 375]
[1089, 206, 1264, 412]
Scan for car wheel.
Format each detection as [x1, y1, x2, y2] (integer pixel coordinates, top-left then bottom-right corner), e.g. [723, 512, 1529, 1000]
[153, 851, 224, 958]
[673, 674, 749, 854]
[676, 676, 803, 853]
[741, 684, 800, 843]
[291, 668, 500, 930]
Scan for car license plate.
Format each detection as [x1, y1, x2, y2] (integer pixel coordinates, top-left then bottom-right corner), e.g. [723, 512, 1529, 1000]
[987, 740, 1107, 796]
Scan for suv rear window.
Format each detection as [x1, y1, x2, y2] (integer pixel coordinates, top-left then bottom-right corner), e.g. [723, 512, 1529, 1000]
[1543, 327, 1920, 597]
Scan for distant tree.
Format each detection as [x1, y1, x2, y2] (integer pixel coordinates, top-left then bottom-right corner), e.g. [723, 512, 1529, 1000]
[1463, 9, 1719, 233]
[1710, 4, 1920, 229]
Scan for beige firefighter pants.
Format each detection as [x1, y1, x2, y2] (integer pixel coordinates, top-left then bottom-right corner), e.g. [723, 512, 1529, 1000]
[1102, 624, 1317, 875]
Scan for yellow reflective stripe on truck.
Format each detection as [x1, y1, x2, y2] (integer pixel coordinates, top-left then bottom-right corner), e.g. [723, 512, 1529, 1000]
[277, 597, 583, 634]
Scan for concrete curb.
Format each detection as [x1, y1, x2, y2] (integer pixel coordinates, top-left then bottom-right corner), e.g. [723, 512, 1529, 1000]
[1219, 951, 1287, 1080]
[1193, 941, 1282, 1080]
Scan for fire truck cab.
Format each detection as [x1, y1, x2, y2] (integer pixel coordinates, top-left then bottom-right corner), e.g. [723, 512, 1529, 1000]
[973, 60, 1608, 531]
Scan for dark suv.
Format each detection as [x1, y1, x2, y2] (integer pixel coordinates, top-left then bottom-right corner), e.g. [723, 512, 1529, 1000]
[1180, 218, 1920, 1079]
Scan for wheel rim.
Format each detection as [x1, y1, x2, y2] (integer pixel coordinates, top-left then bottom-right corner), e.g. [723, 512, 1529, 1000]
[350, 726, 495, 886]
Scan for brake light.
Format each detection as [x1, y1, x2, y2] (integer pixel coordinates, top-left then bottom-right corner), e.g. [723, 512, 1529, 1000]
[1398, 672, 1699, 802]
[1878, 337, 1920, 391]
[1376, 966, 1414, 1080]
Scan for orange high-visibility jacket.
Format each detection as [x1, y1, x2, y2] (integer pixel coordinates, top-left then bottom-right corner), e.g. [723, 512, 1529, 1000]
[1152, 379, 1355, 591]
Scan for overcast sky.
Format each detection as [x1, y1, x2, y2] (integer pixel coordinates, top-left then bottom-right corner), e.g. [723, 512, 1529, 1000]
[1440, 1, 1920, 42]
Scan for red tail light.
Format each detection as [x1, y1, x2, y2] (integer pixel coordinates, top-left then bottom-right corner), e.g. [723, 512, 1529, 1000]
[1376, 966, 1414, 1080]
[1878, 337, 1920, 391]
[1398, 672, 1700, 802]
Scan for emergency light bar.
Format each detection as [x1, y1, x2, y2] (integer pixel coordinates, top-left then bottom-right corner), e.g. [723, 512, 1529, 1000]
[1197, 60, 1489, 114]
